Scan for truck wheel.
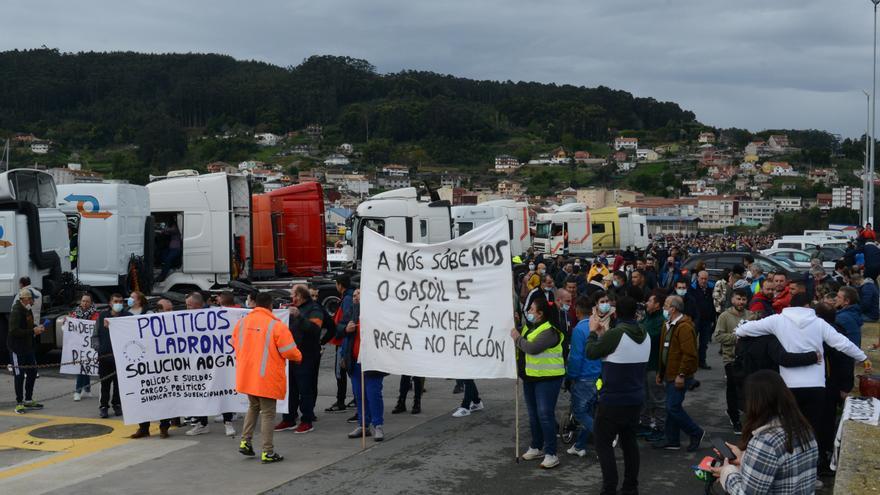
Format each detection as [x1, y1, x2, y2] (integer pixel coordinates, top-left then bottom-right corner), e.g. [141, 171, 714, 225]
[322, 296, 340, 315]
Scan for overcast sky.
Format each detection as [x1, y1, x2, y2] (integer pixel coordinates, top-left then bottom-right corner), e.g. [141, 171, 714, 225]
[3, 0, 879, 138]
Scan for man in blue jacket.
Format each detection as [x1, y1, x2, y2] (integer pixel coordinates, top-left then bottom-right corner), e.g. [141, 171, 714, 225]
[835, 286, 864, 347]
[565, 295, 603, 457]
[849, 272, 879, 323]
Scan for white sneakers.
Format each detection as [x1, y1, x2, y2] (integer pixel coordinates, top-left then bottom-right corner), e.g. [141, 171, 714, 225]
[521, 447, 544, 460]
[185, 424, 210, 436]
[452, 407, 471, 418]
[566, 445, 587, 457]
[224, 422, 236, 437]
[540, 455, 560, 469]
[453, 401, 485, 417]
[73, 392, 81, 402]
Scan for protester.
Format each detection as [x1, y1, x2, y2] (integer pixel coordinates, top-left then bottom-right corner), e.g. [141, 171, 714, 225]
[712, 288, 750, 434]
[234, 292, 302, 463]
[689, 270, 716, 370]
[815, 303, 857, 475]
[219, 291, 240, 308]
[14, 276, 42, 322]
[69, 293, 98, 401]
[736, 293, 871, 470]
[653, 295, 704, 452]
[748, 278, 776, 319]
[127, 291, 148, 315]
[771, 272, 791, 313]
[835, 286, 863, 347]
[660, 256, 680, 289]
[511, 296, 565, 469]
[93, 293, 131, 418]
[182, 292, 235, 436]
[9, 288, 45, 414]
[392, 376, 424, 415]
[451, 379, 483, 417]
[586, 296, 650, 494]
[523, 274, 556, 314]
[565, 295, 602, 457]
[710, 370, 819, 494]
[327, 275, 355, 414]
[849, 271, 879, 323]
[276, 284, 323, 434]
[131, 298, 174, 439]
[347, 289, 387, 442]
[639, 289, 666, 440]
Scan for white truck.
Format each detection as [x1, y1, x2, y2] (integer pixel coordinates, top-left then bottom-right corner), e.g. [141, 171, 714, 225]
[452, 199, 531, 257]
[0, 169, 72, 353]
[57, 183, 153, 300]
[147, 170, 251, 293]
[533, 204, 648, 256]
[344, 187, 452, 265]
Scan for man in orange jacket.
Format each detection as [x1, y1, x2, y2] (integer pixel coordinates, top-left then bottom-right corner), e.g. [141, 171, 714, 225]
[233, 292, 302, 463]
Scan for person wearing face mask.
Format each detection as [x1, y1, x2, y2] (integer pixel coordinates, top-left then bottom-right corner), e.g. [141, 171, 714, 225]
[564, 295, 602, 458]
[555, 289, 573, 360]
[523, 274, 556, 317]
[588, 259, 610, 283]
[511, 296, 565, 469]
[609, 271, 629, 301]
[653, 295, 704, 452]
[593, 292, 615, 331]
[660, 257, 681, 289]
[127, 291, 147, 315]
[69, 293, 99, 401]
[93, 293, 131, 418]
[526, 263, 546, 292]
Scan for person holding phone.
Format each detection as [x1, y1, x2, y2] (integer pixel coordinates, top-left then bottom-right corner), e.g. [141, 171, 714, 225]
[710, 370, 818, 494]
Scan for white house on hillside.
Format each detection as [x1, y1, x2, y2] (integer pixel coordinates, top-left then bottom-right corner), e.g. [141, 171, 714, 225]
[614, 137, 638, 151]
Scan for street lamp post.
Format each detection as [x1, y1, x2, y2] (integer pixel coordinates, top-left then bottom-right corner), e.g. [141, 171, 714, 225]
[871, 0, 880, 225]
[865, 90, 871, 225]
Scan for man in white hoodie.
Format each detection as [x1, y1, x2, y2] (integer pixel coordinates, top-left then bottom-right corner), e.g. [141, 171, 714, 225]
[735, 293, 870, 455]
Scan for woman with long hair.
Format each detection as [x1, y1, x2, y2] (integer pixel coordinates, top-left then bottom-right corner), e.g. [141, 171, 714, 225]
[510, 295, 566, 469]
[711, 370, 818, 494]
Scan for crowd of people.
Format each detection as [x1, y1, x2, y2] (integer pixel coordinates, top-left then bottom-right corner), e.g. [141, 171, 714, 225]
[512, 234, 873, 494]
[4, 230, 877, 490]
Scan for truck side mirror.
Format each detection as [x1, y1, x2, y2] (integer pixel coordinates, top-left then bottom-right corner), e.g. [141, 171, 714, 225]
[345, 230, 352, 242]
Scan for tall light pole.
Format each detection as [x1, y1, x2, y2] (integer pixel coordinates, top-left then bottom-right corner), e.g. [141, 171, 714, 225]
[871, 0, 880, 225]
[865, 90, 871, 225]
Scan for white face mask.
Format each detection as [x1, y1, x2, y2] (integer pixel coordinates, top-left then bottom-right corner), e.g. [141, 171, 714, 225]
[112, 303, 124, 313]
[525, 313, 536, 323]
[676, 288, 687, 297]
[24, 304, 32, 310]
[528, 264, 535, 271]
[598, 302, 611, 314]
[561, 304, 570, 312]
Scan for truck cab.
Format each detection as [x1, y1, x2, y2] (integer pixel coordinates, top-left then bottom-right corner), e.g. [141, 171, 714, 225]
[452, 199, 531, 257]
[345, 187, 452, 264]
[0, 170, 70, 310]
[533, 203, 592, 256]
[146, 170, 251, 293]
[57, 183, 153, 299]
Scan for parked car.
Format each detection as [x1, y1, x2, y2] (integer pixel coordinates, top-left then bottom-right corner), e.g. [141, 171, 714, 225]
[680, 252, 805, 281]
[761, 247, 843, 273]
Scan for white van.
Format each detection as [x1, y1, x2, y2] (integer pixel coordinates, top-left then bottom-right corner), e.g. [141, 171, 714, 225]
[771, 236, 848, 252]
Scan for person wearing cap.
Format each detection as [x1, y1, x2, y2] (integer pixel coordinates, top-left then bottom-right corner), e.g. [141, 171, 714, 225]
[9, 288, 46, 414]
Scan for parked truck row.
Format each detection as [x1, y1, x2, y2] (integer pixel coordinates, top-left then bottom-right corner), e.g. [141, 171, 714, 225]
[0, 167, 651, 355]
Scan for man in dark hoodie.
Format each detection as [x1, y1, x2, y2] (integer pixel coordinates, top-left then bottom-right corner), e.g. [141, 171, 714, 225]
[586, 296, 650, 495]
[835, 286, 863, 347]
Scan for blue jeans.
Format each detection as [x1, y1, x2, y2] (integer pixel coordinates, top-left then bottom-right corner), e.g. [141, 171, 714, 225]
[75, 374, 91, 393]
[570, 378, 598, 450]
[522, 377, 563, 456]
[349, 363, 384, 427]
[664, 379, 702, 444]
[159, 247, 181, 280]
[696, 319, 714, 366]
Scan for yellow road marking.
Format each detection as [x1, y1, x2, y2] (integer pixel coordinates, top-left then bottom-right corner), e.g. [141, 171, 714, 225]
[0, 411, 144, 480]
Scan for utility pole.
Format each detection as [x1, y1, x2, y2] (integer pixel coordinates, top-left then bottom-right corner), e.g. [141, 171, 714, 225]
[870, 0, 880, 224]
[865, 91, 871, 225]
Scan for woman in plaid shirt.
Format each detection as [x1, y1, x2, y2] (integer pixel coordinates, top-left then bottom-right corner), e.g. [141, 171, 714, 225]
[712, 370, 818, 494]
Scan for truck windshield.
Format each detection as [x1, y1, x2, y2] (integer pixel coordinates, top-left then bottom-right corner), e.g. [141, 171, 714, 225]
[536, 222, 551, 239]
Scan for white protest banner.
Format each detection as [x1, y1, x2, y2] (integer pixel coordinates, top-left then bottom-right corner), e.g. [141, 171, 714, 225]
[60, 317, 98, 376]
[359, 218, 516, 379]
[109, 308, 289, 425]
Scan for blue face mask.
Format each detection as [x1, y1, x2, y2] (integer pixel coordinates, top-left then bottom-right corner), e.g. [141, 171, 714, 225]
[112, 303, 124, 313]
[561, 304, 570, 312]
[662, 309, 670, 320]
[598, 302, 611, 314]
[525, 313, 536, 323]
[126, 297, 135, 307]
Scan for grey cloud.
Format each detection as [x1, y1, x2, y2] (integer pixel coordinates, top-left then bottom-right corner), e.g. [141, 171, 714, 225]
[2, 0, 879, 137]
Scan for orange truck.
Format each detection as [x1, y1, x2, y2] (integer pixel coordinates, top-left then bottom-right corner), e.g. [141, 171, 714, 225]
[251, 182, 327, 279]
